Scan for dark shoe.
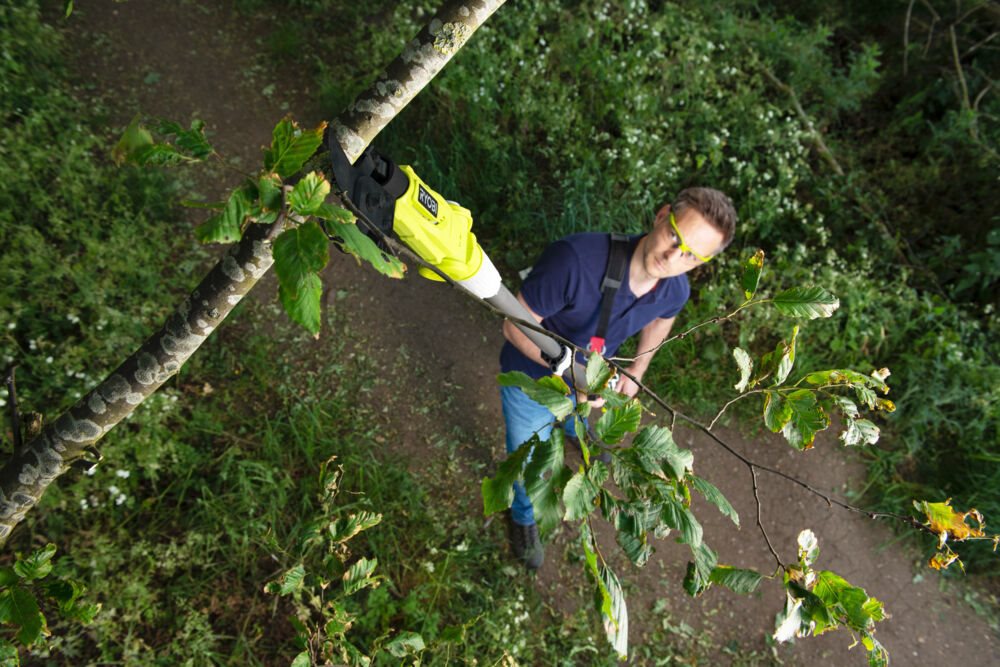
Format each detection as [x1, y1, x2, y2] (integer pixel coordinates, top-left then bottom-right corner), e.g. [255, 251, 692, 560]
[506, 514, 544, 570]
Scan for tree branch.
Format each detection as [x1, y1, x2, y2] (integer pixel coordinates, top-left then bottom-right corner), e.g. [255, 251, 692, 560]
[0, 0, 508, 547]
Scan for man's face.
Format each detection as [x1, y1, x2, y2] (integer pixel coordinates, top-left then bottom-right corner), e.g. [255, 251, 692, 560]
[640, 205, 725, 279]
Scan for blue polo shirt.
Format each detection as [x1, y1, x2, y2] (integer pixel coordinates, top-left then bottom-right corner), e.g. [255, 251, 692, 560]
[500, 232, 690, 379]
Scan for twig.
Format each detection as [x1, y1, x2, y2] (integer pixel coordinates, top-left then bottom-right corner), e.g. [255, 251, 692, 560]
[608, 301, 755, 363]
[761, 68, 844, 177]
[707, 391, 762, 430]
[951, 24, 973, 111]
[904, 0, 916, 76]
[4, 365, 21, 452]
[752, 466, 784, 569]
[963, 31, 998, 59]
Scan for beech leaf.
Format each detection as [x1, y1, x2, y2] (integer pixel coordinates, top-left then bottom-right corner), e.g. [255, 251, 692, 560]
[772, 286, 840, 319]
[264, 118, 326, 178]
[913, 499, 985, 548]
[733, 347, 753, 392]
[742, 249, 765, 300]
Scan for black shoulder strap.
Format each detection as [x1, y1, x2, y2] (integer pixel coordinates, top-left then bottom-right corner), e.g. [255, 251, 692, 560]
[589, 233, 630, 353]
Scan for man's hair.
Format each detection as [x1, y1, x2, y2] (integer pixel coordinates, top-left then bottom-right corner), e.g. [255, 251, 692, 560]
[671, 187, 737, 252]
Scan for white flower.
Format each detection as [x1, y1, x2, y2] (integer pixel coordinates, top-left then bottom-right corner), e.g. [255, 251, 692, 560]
[6, 322, 14, 330]
[108, 485, 120, 496]
[115, 494, 127, 506]
[422, 561, 435, 573]
[115, 469, 131, 479]
[44, 356, 53, 364]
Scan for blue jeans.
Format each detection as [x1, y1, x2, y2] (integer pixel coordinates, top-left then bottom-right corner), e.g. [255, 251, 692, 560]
[499, 385, 579, 526]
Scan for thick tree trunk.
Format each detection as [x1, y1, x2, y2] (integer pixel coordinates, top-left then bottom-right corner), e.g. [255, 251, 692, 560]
[0, 0, 506, 546]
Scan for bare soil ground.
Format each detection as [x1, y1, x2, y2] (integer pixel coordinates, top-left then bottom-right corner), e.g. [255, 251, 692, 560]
[63, 1, 999, 664]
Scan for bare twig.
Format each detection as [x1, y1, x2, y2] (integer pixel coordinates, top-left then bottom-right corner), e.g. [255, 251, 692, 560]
[4, 366, 21, 453]
[951, 25, 973, 111]
[707, 390, 763, 430]
[761, 68, 845, 177]
[963, 31, 998, 59]
[608, 301, 756, 364]
[752, 466, 784, 569]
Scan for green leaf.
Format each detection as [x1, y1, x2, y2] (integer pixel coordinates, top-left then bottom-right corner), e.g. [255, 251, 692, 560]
[14, 544, 56, 581]
[733, 347, 753, 392]
[112, 114, 154, 165]
[663, 445, 694, 482]
[864, 634, 889, 667]
[780, 390, 830, 450]
[0, 588, 46, 646]
[322, 602, 353, 637]
[195, 186, 252, 244]
[279, 273, 323, 336]
[631, 425, 673, 460]
[264, 119, 326, 179]
[342, 557, 378, 596]
[709, 566, 762, 594]
[258, 173, 284, 212]
[599, 564, 629, 660]
[593, 399, 642, 445]
[828, 395, 859, 419]
[155, 118, 213, 160]
[742, 249, 765, 300]
[773, 325, 798, 385]
[772, 286, 840, 319]
[289, 171, 331, 216]
[481, 443, 534, 516]
[531, 466, 573, 536]
[497, 372, 574, 420]
[328, 511, 383, 544]
[682, 542, 718, 596]
[264, 564, 305, 596]
[524, 430, 570, 535]
[581, 523, 613, 622]
[813, 570, 875, 630]
[0, 568, 16, 588]
[314, 202, 354, 224]
[273, 222, 329, 285]
[692, 476, 739, 527]
[385, 631, 426, 657]
[585, 352, 613, 394]
[615, 512, 652, 567]
[598, 389, 631, 409]
[0, 640, 17, 666]
[563, 468, 599, 521]
[763, 391, 792, 432]
[662, 496, 702, 548]
[327, 221, 407, 279]
[290, 651, 311, 667]
[840, 418, 880, 446]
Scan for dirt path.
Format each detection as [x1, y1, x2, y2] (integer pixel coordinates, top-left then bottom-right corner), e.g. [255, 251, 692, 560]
[64, 1, 998, 664]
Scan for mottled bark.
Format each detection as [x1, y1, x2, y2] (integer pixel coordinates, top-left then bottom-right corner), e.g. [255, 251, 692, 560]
[0, 0, 506, 546]
[332, 0, 506, 160]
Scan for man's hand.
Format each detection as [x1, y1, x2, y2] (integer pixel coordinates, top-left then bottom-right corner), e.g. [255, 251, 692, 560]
[615, 372, 641, 399]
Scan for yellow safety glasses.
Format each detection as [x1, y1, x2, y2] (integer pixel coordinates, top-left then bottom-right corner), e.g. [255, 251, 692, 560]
[669, 211, 713, 263]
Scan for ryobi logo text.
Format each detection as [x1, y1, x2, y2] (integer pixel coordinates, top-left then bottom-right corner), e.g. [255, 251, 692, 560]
[417, 184, 439, 219]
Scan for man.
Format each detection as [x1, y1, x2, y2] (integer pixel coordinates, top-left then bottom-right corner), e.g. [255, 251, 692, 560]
[499, 187, 737, 569]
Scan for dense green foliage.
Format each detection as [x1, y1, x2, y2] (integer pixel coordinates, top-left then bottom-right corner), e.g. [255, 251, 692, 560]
[277, 0, 998, 571]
